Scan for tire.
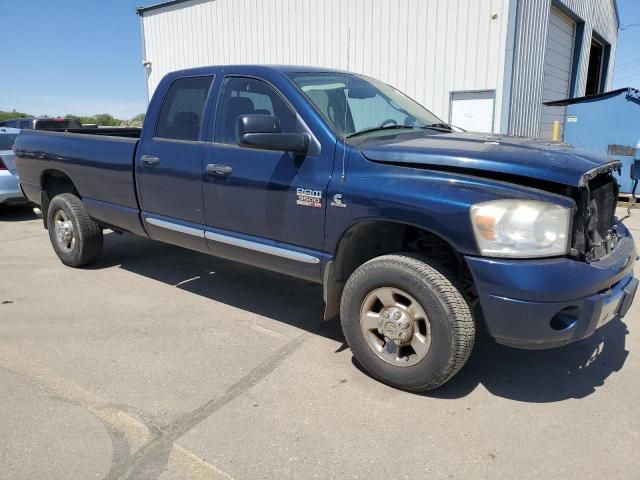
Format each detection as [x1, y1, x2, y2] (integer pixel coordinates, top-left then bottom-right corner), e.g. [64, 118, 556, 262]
[47, 193, 103, 267]
[340, 254, 475, 391]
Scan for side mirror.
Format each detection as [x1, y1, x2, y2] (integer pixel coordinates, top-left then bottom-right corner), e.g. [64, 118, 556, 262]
[237, 114, 309, 155]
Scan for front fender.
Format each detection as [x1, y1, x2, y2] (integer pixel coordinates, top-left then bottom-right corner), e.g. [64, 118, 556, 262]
[324, 151, 575, 258]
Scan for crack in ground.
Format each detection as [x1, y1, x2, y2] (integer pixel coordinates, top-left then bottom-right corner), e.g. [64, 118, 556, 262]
[118, 330, 313, 480]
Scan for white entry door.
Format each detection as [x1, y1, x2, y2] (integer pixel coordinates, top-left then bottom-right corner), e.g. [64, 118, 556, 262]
[450, 90, 495, 133]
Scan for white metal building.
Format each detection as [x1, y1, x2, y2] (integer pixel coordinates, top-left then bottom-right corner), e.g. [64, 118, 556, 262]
[137, 0, 619, 139]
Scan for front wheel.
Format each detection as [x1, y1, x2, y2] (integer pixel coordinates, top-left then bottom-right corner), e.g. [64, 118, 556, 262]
[340, 254, 475, 391]
[47, 193, 103, 267]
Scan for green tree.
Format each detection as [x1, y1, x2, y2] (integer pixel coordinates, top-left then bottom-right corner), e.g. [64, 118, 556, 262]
[120, 113, 145, 128]
[93, 113, 121, 126]
[0, 110, 32, 122]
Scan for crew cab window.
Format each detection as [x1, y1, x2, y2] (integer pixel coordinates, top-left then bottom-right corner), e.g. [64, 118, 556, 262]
[215, 77, 297, 144]
[156, 75, 213, 141]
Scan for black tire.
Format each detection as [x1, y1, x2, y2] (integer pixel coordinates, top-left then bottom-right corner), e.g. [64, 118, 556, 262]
[47, 193, 103, 267]
[340, 254, 475, 391]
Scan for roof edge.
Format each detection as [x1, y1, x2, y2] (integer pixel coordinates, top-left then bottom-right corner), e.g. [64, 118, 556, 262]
[136, 0, 191, 15]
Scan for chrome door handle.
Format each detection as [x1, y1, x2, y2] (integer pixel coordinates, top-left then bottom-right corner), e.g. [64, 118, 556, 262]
[206, 163, 233, 177]
[141, 155, 160, 166]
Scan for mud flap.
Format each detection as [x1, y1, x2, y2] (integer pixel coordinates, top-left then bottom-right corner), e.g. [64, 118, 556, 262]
[323, 261, 344, 320]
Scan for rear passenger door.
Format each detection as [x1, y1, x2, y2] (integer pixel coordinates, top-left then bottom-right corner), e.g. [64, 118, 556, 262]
[136, 74, 214, 253]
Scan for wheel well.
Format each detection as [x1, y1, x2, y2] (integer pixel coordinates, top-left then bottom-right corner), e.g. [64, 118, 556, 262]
[323, 221, 478, 319]
[42, 170, 79, 198]
[40, 170, 79, 229]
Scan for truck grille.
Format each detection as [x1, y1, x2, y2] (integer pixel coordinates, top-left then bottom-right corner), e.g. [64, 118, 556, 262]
[571, 174, 618, 262]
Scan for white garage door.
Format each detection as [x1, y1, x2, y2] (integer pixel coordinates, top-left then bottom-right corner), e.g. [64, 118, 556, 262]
[540, 6, 576, 141]
[450, 91, 495, 133]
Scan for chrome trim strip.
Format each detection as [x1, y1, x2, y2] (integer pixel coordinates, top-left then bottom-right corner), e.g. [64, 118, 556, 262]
[205, 231, 320, 264]
[144, 216, 204, 237]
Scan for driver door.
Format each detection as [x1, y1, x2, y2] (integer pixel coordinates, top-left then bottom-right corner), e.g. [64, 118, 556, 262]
[202, 75, 333, 280]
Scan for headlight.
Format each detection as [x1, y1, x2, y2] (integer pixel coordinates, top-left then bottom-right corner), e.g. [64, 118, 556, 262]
[470, 200, 571, 258]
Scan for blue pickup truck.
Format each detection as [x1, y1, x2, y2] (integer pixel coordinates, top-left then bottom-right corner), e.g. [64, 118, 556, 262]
[14, 65, 638, 391]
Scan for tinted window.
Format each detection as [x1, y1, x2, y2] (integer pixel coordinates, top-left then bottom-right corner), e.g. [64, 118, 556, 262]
[215, 77, 297, 144]
[20, 120, 33, 129]
[0, 134, 17, 150]
[34, 119, 80, 130]
[156, 76, 213, 141]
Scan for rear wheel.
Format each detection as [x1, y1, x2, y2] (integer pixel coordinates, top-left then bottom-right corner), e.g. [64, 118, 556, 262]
[340, 254, 475, 391]
[47, 193, 103, 267]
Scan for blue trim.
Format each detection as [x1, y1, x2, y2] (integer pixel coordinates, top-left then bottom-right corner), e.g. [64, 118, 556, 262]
[570, 22, 585, 97]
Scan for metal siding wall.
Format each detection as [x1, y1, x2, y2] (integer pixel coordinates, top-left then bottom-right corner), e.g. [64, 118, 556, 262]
[508, 0, 618, 137]
[141, 0, 512, 132]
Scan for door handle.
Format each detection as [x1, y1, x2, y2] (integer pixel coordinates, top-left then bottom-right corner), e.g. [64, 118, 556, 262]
[141, 155, 160, 166]
[206, 163, 233, 177]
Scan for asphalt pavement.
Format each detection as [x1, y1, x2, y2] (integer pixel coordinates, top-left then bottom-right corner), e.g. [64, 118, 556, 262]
[1, 205, 639, 480]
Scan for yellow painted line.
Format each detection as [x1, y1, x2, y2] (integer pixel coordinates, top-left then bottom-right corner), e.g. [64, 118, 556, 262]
[250, 324, 286, 339]
[0, 343, 231, 480]
[170, 444, 233, 480]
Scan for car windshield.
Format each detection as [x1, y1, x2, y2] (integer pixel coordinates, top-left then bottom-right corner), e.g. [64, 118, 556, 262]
[289, 72, 447, 139]
[0, 134, 17, 151]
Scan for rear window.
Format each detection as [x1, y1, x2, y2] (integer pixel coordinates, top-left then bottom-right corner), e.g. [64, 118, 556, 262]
[156, 75, 213, 141]
[0, 134, 17, 151]
[34, 119, 81, 130]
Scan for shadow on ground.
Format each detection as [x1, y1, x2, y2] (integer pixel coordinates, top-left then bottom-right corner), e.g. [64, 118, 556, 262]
[423, 316, 628, 402]
[94, 232, 629, 403]
[92, 231, 342, 342]
[0, 205, 40, 222]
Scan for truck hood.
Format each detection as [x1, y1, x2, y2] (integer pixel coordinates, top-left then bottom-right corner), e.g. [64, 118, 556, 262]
[359, 132, 621, 187]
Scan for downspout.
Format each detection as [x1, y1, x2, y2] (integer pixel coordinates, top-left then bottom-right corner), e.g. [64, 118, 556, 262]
[499, 0, 520, 135]
[137, 9, 151, 105]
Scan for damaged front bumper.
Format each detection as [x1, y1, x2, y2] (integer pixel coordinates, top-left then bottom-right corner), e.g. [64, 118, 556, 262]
[465, 223, 638, 349]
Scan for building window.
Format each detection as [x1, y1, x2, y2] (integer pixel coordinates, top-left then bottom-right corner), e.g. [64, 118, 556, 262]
[585, 36, 609, 95]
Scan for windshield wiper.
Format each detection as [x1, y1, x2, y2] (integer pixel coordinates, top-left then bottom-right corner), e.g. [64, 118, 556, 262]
[419, 123, 454, 132]
[346, 125, 417, 138]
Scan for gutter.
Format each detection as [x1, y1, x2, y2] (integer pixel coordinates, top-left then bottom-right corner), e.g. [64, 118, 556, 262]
[499, 0, 519, 135]
[136, 0, 191, 15]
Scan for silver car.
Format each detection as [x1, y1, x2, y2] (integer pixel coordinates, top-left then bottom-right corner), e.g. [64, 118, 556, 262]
[0, 127, 28, 205]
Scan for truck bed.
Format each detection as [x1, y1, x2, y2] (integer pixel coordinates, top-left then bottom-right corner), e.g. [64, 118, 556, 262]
[65, 127, 142, 138]
[15, 129, 144, 234]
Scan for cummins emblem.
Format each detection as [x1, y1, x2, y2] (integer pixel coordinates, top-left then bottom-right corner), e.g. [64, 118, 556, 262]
[296, 188, 322, 208]
[331, 193, 347, 208]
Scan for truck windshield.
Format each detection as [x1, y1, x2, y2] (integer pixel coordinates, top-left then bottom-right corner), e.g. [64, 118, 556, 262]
[289, 73, 448, 139]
